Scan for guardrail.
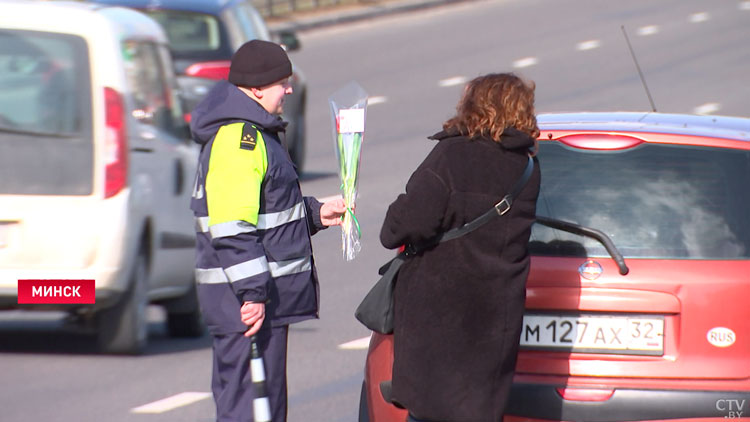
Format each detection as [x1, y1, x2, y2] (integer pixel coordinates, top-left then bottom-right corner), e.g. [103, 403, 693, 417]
[252, 0, 378, 18]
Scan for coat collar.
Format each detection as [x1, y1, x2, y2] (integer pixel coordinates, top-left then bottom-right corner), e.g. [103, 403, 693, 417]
[429, 126, 536, 151]
[190, 80, 287, 146]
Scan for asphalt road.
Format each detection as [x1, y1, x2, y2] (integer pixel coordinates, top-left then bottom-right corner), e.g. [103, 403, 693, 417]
[1, 0, 748, 421]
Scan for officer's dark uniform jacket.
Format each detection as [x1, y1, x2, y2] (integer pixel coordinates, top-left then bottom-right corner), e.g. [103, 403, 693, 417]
[190, 80, 325, 334]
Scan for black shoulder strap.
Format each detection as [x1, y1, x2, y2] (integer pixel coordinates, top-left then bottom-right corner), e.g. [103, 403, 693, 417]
[410, 155, 535, 253]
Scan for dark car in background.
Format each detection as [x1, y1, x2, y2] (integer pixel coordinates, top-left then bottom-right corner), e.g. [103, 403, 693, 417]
[91, 0, 308, 171]
[361, 112, 750, 422]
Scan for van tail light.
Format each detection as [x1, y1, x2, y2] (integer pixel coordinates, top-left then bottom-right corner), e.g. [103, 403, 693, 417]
[104, 87, 128, 198]
[556, 387, 615, 402]
[184, 60, 231, 80]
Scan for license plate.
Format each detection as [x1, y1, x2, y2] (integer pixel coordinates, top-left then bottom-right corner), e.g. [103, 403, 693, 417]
[520, 314, 664, 355]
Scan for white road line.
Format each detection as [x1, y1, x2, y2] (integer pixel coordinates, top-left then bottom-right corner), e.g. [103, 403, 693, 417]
[688, 12, 709, 23]
[693, 103, 721, 115]
[368, 96, 387, 106]
[318, 194, 343, 203]
[740, 1, 750, 11]
[576, 40, 601, 51]
[637, 25, 660, 36]
[131, 392, 212, 414]
[338, 335, 372, 350]
[438, 76, 467, 87]
[513, 57, 538, 68]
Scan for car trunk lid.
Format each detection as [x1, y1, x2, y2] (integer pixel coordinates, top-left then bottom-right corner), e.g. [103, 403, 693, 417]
[518, 257, 750, 380]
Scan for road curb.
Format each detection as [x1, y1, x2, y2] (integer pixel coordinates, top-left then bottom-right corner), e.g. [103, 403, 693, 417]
[268, 0, 472, 33]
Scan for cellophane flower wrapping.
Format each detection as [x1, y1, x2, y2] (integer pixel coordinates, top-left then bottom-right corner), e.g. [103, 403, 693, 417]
[329, 82, 368, 261]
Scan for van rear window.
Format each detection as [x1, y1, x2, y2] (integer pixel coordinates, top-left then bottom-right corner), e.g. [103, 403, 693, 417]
[0, 30, 92, 195]
[531, 142, 750, 259]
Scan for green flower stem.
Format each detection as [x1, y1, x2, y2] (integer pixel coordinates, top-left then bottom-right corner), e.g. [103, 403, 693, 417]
[345, 206, 361, 238]
[336, 120, 364, 260]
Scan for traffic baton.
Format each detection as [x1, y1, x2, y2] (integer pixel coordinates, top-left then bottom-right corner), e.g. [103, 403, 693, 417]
[249, 334, 271, 422]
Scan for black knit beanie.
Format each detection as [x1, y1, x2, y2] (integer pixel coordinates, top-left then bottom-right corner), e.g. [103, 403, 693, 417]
[228, 40, 292, 88]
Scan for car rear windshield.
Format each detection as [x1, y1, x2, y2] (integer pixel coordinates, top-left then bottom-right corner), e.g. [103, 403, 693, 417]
[531, 142, 750, 259]
[145, 10, 233, 61]
[0, 30, 93, 195]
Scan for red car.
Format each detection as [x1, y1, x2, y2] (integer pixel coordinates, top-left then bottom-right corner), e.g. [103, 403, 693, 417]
[360, 112, 750, 422]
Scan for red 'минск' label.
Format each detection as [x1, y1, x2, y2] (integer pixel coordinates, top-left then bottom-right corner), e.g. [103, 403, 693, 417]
[17, 280, 95, 304]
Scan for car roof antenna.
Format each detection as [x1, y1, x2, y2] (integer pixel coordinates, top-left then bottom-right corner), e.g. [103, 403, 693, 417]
[621, 25, 657, 113]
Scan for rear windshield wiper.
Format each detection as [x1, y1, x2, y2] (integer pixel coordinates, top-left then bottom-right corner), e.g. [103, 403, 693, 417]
[535, 215, 629, 275]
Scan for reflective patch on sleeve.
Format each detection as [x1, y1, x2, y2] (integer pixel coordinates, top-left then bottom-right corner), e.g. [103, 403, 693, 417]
[225, 256, 270, 282]
[207, 123, 267, 226]
[195, 267, 228, 284]
[257, 202, 305, 230]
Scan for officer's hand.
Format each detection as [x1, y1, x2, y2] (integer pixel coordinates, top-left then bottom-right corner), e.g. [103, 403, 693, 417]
[320, 198, 347, 227]
[241, 301, 265, 337]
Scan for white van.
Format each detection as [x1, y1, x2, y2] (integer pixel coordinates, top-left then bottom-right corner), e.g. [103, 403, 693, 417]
[0, 0, 201, 354]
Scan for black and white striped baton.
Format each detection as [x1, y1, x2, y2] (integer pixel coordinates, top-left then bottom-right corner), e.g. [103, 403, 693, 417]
[249, 334, 271, 422]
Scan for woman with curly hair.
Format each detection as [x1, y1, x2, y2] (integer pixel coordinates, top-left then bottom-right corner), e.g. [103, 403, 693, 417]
[380, 73, 541, 422]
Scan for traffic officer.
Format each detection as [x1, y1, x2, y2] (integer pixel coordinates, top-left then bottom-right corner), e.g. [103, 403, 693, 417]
[189, 40, 346, 422]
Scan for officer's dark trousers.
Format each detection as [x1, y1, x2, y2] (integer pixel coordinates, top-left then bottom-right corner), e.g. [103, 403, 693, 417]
[211, 324, 289, 422]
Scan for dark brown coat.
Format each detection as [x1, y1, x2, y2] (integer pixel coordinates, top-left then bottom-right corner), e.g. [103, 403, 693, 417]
[380, 128, 540, 421]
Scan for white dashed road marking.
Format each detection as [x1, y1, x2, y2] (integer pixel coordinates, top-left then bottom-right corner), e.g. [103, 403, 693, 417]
[339, 335, 372, 350]
[131, 337, 374, 415]
[693, 103, 721, 115]
[513, 57, 538, 68]
[131, 392, 212, 414]
[689, 12, 709, 23]
[576, 40, 601, 51]
[637, 25, 660, 36]
[740, 1, 750, 11]
[368, 96, 387, 105]
[439, 76, 468, 87]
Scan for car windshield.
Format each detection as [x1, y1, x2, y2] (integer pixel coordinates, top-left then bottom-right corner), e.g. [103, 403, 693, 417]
[145, 10, 233, 61]
[0, 29, 93, 195]
[531, 142, 750, 259]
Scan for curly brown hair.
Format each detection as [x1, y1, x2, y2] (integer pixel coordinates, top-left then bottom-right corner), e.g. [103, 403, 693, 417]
[443, 73, 539, 143]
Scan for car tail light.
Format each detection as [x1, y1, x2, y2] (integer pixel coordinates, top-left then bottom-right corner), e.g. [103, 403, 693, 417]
[556, 134, 645, 150]
[104, 87, 127, 198]
[184, 60, 231, 80]
[556, 387, 615, 402]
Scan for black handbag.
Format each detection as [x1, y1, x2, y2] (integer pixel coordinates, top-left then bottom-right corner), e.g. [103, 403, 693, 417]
[355, 155, 535, 334]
